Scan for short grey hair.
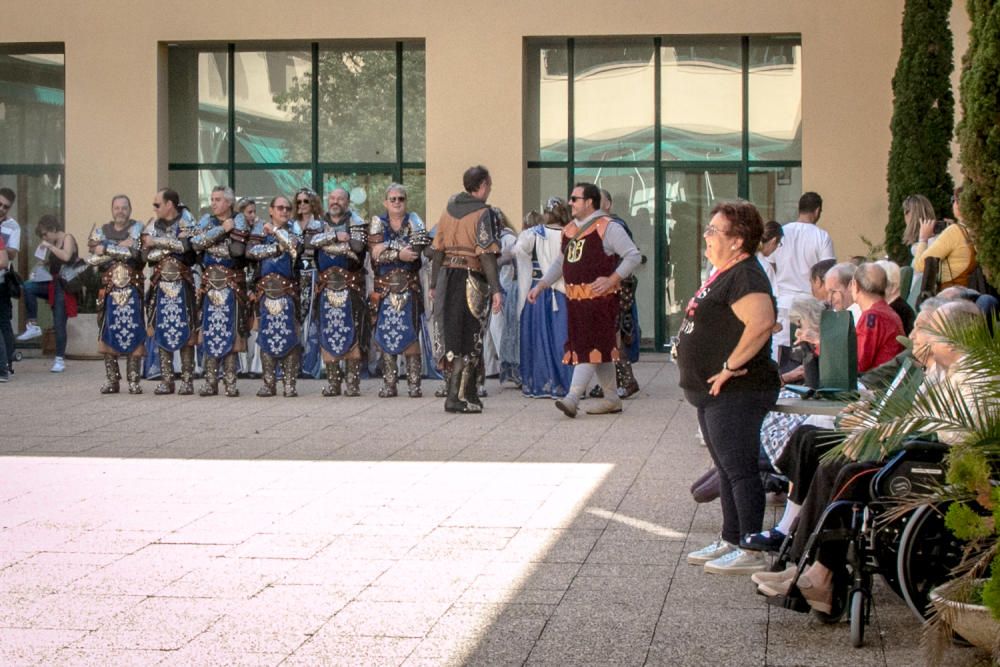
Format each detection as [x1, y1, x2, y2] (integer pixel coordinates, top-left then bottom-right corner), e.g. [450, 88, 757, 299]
[853, 262, 888, 298]
[384, 183, 407, 200]
[874, 259, 901, 294]
[789, 296, 828, 333]
[825, 262, 856, 288]
[212, 186, 236, 207]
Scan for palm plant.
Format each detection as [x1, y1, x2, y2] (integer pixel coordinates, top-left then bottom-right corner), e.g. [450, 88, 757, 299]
[827, 314, 1000, 659]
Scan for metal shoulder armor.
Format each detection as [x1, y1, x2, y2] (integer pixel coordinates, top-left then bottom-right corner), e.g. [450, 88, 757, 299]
[247, 242, 280, 260]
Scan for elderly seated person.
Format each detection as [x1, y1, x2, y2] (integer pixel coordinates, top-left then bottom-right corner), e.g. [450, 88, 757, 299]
[875, 259, 915, 335]
[753, 299, 986, 612]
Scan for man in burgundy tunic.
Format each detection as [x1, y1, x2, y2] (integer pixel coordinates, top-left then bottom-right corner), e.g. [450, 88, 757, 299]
[527, 182, 641, 417]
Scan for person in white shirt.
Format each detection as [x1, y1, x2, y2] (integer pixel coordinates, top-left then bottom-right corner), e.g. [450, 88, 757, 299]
[770, 192, 835, 350]
[0, 187, 20, 378]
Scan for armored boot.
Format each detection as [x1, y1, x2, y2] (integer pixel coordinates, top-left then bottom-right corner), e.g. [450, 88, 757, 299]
[126, 355, 143, 395]
[322, 361, 343, 397]
[222, 353, 240, 397]
[461, 356, 483, 412]
[199, 356, 219, 396]
[257, 353, 277, 397]
[177, 347, 196, 395]
[615, 360, 640, 399]
[100, 354, 121, 394]
[405, 355, 422, 398]
[444, 356, 467, 413]
[282, 348, 301, 398]
[378, 353, 398, 398]
[154, 349, 175, 395]
[434, 366, 450, 398]
[343, 358, 362, 397]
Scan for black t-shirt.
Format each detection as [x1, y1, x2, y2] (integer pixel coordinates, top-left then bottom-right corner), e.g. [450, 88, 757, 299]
[676, 256, 780, 401]
[889, 297, 916, 336]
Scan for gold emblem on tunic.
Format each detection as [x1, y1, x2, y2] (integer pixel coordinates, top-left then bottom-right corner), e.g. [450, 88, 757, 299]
[207, 288, 227, 306]
[325, 288, 348, 308]
[264, 297, 284, 316]
[111, 287, 131, 307]
[566, 238, 585, 263]
[160, 281, 181, 299]
[111, 263, 131, 288]
[387, 292, 407, 313]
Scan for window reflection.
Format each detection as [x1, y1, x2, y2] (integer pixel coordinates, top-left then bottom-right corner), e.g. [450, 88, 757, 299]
[0, 51, 65, 165]
[749, 166, 802, 223]
[318, 48, 397, 162]
[235, 50, 311, 165]
[168, 50, 228, 165]
[322, 172, 393, 221]
[660, 40, 742, 161]
[527, 43, 567, 161]
[573, 41, 655, 163]
[749, 37, 801, 160]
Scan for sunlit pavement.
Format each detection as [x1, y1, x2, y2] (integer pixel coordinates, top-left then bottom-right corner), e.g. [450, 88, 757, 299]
[0, 357, 988, 666]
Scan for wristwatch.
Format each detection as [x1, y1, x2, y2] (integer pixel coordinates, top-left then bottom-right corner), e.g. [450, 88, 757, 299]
[723, 360, 736, 372]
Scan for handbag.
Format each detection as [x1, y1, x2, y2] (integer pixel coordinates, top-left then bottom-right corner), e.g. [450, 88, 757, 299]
[58, 259, 90, 294]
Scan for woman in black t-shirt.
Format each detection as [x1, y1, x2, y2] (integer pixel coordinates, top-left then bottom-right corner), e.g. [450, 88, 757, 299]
[676, 200, 780, 575]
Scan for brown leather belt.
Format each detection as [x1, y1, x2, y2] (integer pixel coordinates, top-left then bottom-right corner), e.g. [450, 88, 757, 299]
[153, 256, 192, 285]
[443, 253, 482, 272]
[200, 264, 245, 293]
[374, 268, 420, 294]
[318, 266, 364, 293]
[100, 262, 143, 291]
[256, 273, 297, 300]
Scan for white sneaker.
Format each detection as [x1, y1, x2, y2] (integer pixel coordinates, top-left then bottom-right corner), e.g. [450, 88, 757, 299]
[50, 357, 65, 373]
[703, 548, 767, 575]
[17, 323, 42, 341]
[686, 538, 736, 565]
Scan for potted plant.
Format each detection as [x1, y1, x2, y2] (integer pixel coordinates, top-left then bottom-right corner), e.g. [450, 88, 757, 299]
[830, 313, 999, 663]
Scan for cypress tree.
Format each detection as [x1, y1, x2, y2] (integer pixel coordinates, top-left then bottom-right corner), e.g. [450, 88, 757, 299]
[886, 0, 955, 265]
[957, 0, 1000, 279]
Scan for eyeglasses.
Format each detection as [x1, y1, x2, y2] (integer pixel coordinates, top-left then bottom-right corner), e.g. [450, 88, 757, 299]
[567, 196, 583, 203]
[387, 196, 406, 203]
[296, 198, 311, 205]
[703, 225, 728, 236]
[274, 205, 292, 212]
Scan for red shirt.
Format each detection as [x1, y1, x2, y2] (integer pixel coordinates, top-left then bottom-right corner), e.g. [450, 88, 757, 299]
[856, 300, 905, 372]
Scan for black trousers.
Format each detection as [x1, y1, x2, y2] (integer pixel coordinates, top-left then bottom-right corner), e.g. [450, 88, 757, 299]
[775, 425, 843, 505]
[696, 388, 778, 545]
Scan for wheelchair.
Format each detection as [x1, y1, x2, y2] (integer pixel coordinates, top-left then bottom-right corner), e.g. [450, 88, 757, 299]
[765, 440, 966, 648]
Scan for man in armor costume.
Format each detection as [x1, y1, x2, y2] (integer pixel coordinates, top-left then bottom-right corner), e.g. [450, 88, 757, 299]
[308, 187, 368, 396]
[190, 186, 250, 397]
[86, 195, 147, 394]
[527, 182, 641, 418]
[369, 183, 430, 398]
[430, 165, 504, 414]
[142, 188, 198, 395]
[247, 195, 303, 397]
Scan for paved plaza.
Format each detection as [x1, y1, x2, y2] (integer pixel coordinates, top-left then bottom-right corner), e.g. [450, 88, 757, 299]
[0, 357, 990, 666]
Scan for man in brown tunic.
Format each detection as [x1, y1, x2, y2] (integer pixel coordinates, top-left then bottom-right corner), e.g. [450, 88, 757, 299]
[430, 165, 503, 413]
[527, 182, 641, 417]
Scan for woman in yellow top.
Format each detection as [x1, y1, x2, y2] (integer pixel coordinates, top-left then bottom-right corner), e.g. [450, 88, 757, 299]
[912, 186, 976, 289]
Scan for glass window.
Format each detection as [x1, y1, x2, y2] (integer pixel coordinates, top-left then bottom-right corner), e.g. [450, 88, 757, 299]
[402, 45, 426, 162]
[749, 37, 801, 161]
[748, 166, 802, 223]
[660, 39, 742, 161]
[402, 168, 426, 222]
[523, 167, 569, 217]
[664, 170, 738, 332]
[525, 42, 568, 162]
[318, 47, 397, 163]
[322, 171, 393, 222]
[574, 39, 655, 162]
[167, 169, 228, 219]
[0, 51, 65, 165]
[234, 168, 311, 208]
[235, 50, 312, 164]
[168, 49, 229, 165]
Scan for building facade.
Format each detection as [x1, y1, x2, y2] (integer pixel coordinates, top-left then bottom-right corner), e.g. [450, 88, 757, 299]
[0, 0, 969, 349]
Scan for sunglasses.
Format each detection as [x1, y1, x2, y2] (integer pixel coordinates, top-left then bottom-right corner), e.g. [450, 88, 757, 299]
[387, 196, 406, 203]
[567, 196, 583, 203]
[274, 205, 292, 212]
[296, 198, 311, 204]
[152, 203, 160, 209]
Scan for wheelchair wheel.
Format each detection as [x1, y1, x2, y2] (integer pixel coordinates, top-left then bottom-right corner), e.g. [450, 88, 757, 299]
[850, 588, 867, 647]
[897, 501, 966, 621]
[12, 350, 22, 362]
